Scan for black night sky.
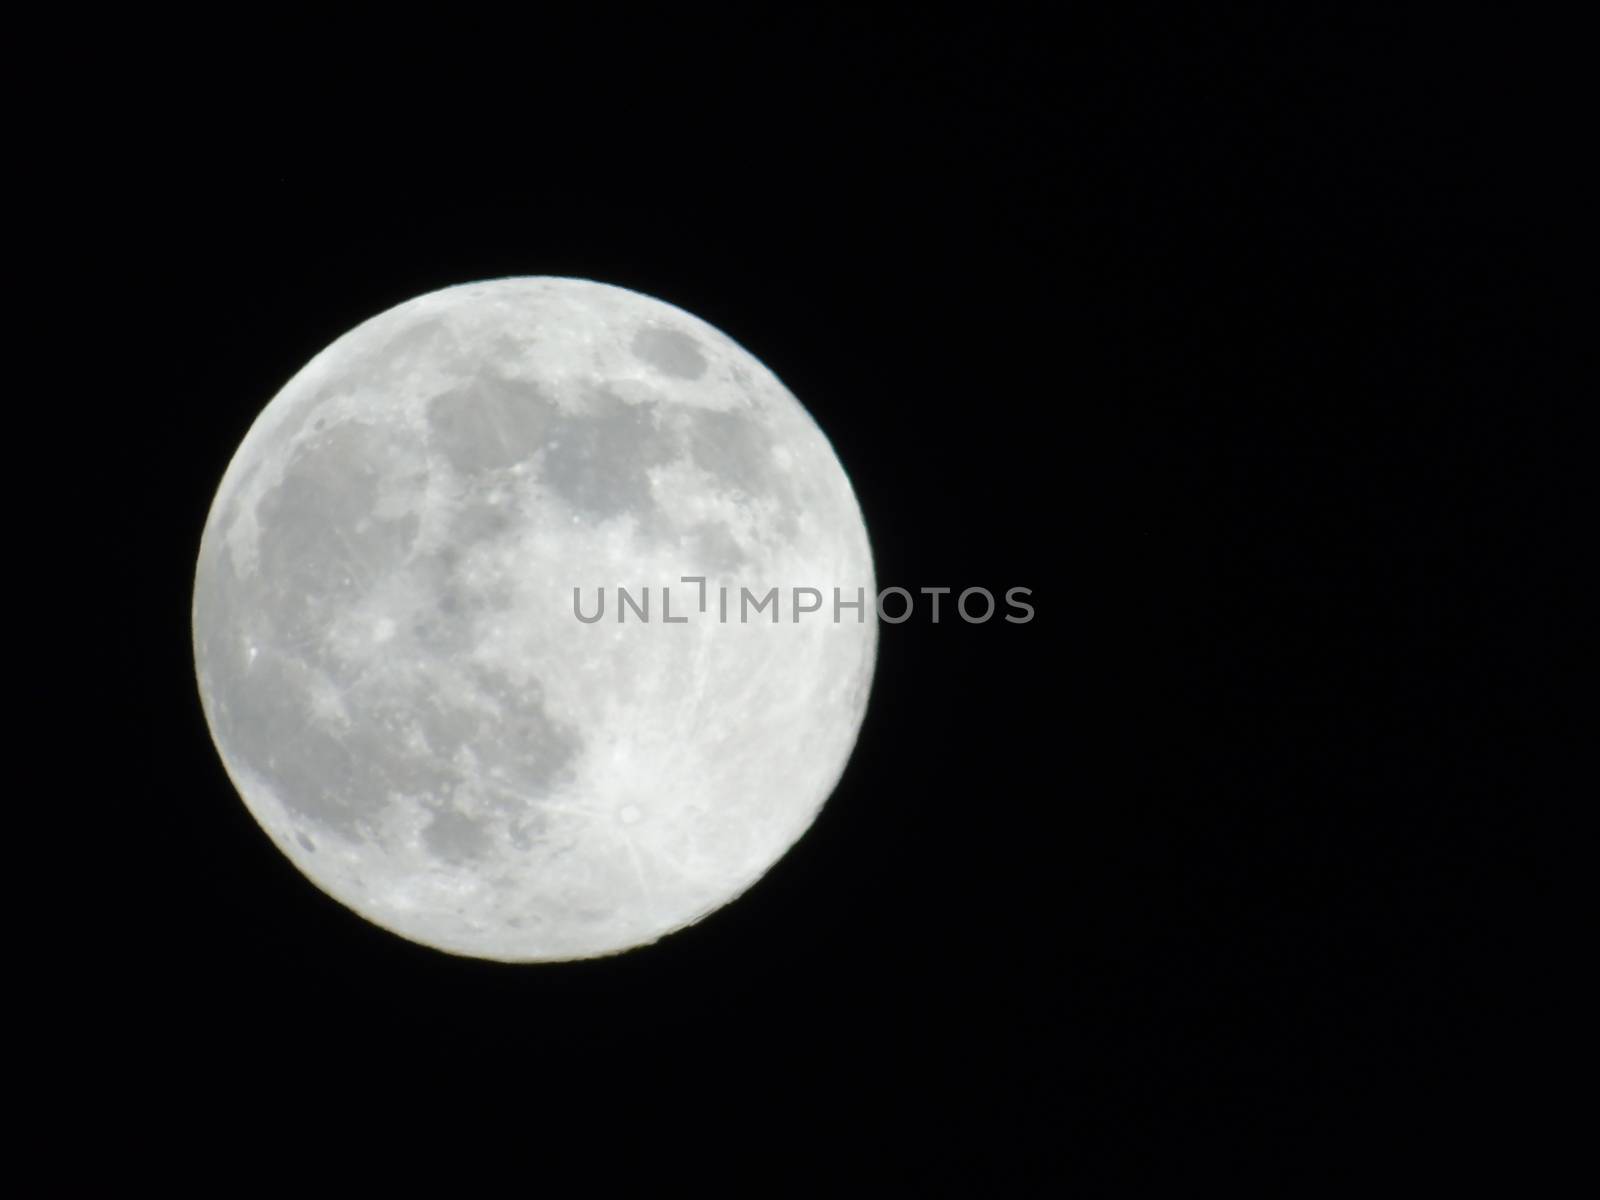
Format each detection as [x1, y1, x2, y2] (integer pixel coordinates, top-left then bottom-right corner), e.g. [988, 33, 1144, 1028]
[54, 10, 1574, 1187]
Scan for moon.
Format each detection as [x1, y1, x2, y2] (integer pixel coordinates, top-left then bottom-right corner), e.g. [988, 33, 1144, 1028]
[192, 277, 877, 962]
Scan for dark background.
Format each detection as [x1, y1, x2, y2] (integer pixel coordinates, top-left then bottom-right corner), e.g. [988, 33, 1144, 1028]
[60, 9, 1573, 1185]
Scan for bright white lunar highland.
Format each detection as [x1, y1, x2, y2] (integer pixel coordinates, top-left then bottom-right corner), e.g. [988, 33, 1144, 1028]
[192, 277, 876, 961]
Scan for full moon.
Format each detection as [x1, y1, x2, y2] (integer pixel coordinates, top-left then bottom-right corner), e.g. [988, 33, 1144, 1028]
[192, 277, 877, 961]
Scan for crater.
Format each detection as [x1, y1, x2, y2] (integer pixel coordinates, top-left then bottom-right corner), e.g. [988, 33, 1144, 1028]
[214, 656, 454, 841]
[674, 406, 801, 544]
[422, 807, 492, 863]
[538, 387, 671, 519]
[462, 668, 583, 803]
[687, 521, 747, 571]
[251, 419, 423, 647]
[631, 325, 707, 380]
[681, 407, 782, 499]
[427, 375, 554, 475]
[370, 317, 454, 384]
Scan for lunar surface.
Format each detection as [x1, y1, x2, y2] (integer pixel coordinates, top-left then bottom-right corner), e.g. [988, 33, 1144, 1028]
[192, 277, 876, 961]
